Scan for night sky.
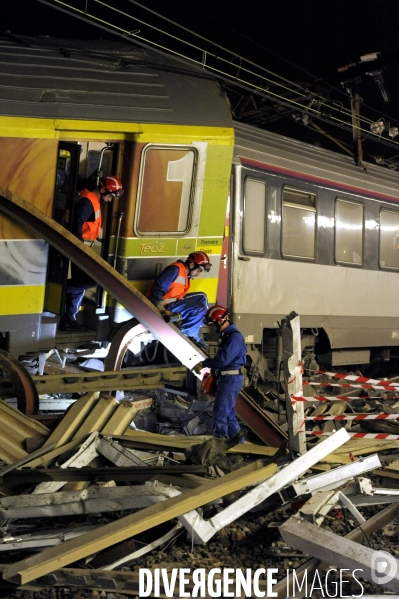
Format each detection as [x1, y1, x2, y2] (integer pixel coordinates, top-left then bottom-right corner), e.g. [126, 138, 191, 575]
[2, 0, 399, 164]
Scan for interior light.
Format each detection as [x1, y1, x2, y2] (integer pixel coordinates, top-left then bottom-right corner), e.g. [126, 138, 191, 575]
[389, 127, 399, 138]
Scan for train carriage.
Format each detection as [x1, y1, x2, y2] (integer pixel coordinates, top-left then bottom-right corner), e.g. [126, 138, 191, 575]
[1, 34, 399, 380]
[0, 35, 233, 359]
[230, 122, 399, 376]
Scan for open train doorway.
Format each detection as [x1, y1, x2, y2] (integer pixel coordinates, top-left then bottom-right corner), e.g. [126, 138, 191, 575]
[44, 140, 122, 327]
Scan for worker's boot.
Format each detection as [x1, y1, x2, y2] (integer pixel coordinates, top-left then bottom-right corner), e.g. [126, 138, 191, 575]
[230, 430, 246, 445]
[58, 317, 87, 333]
[185, 435, 241, 466]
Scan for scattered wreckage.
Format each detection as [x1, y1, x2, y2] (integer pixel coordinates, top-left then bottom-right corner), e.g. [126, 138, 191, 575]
[1, 315, 399, 596]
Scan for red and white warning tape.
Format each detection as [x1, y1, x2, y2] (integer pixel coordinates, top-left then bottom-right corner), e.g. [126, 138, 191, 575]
[316, 370, 399, 388]
[292, 394, 395, 404]
[304, 381, 399, 392]
[300, 430, 399, 440]
[305, 414, 399, 421]
[291, 394, 362, 403]
[291, 370, 399, 414]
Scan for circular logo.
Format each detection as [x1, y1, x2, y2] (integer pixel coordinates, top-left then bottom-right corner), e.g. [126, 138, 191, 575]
[371, 550, 398, 585]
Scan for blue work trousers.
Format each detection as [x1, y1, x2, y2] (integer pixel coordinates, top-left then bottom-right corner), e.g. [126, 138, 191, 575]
[64, 264, 96, 320]
[213, 374, 244, 439]
[168, 292, 208, 341]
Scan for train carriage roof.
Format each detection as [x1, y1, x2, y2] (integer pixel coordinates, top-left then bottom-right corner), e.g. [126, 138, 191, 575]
[0, 34, 233, 127]
[234, 121, 399, 202]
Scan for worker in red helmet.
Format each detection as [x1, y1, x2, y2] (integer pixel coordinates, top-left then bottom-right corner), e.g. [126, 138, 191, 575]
[194, 305, 247, 441]
[147, 251, 212, 349]
[59, 176, 124, 332]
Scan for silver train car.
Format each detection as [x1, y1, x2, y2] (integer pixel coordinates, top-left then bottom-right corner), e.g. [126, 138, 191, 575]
[229, 122, 399, 377]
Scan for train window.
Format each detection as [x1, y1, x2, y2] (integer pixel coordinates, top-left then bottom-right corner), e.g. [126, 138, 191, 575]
[282, 187, 316, 259]
[243, 178, 267, 254]
[135, 145, 197, 236]
[335, 199, 364, 265]
[379, 209, 399, 270]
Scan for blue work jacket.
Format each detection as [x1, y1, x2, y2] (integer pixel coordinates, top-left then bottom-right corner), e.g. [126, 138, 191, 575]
[203, 323, 247, 371]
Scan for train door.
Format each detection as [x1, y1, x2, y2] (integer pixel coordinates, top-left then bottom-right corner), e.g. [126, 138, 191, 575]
[44, 142, 80, 315]
[44, 140, 121, 318]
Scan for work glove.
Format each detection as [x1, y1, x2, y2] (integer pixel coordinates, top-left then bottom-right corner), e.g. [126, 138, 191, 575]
[191, 361, 203, 375]
[156, 301, 173, 319]
[156, 301, 166, 315]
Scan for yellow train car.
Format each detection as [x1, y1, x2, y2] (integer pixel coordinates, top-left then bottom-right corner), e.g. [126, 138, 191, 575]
[0, 36, 234, 361]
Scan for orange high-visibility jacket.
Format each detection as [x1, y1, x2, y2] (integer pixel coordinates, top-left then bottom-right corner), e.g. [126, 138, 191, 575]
[146, 260, 190, 305]
[80, 190, 101, 241]
[162, 261, 190, 304]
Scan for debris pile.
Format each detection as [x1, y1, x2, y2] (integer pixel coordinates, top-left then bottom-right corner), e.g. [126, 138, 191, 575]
[0, 389, 398, 598]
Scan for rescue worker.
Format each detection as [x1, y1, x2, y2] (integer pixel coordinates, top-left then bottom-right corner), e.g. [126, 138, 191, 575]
[148, 251, 211, 349]
[193, 305, 247, 440]
[58, 176, 124, 332]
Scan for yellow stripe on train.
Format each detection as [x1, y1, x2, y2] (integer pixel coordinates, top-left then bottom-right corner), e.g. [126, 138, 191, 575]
[0, 286, 45, 315]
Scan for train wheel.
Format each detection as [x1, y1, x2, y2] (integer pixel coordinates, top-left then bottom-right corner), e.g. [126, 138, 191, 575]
[104, 320, 150, 371]
[0, 348, 39, 415]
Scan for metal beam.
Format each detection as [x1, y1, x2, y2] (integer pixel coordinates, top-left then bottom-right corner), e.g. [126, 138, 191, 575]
[20, 436, 89, 469]
[40, 394, 98, 454]
[115, 430, 279, 454]
[291, 453, 381, 496]
[0, 366, 187, 397]
[3, 460, 278, 584]
[3, 429, 349, 584]
[203, 427, 350, 542]
[2, 465, 206, 484]
[236, 390, 287, 447]
[0, 485, 193, 519]
[0, 188, 206, 371]
[33, 431, 100, 495]
[274, 502, 399, 599]
[282, 313, 306, 454]
[280, 515, 399, 593]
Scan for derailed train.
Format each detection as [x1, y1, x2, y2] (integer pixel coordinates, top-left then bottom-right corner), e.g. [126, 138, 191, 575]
[1, 34, 399, 380]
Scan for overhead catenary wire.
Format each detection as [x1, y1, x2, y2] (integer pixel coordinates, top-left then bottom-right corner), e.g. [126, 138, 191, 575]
[34, 1, 353, 117]
[34, 0, 399, 157]
[29, 1, 348, 107]
[187, 0, 399, 136]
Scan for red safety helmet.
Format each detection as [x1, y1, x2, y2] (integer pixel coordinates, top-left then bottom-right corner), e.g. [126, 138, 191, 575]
[100, 176, 124, 199]
[206, 304, 229, 323]
[188, 251, 212, 272]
